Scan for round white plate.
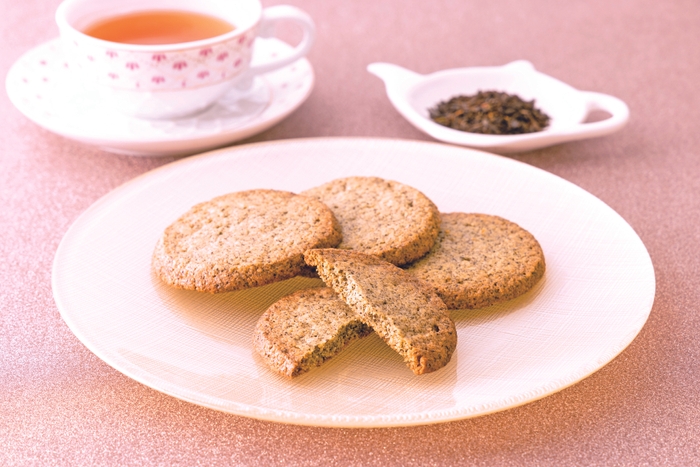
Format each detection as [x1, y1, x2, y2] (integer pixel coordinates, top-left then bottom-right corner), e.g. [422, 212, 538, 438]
[5, 38, 314, 157]
[52, 138, 655, 427]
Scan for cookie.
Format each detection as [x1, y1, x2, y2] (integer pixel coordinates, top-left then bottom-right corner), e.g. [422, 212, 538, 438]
[152, 189, 342, 293]
[404, 213, 546, 309]
[301, 176, 440, 265]
[253, 287, 372, 378]
[304, 249, 457, 375]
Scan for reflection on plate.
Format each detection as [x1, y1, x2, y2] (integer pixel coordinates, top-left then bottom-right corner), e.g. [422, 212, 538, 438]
[368, 61, 629, 153]
[52, 138, 654, 427]
[5, 38, 314, 157]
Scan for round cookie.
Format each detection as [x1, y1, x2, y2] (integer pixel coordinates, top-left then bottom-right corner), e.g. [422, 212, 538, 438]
[253, 287, 371, 378]
[152, 189, 342, 293]
[405, 213, 545, 310]
[301, 176, 440, 266]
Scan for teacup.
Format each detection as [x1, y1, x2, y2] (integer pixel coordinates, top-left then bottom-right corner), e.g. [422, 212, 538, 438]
[55, 0, 315, 119]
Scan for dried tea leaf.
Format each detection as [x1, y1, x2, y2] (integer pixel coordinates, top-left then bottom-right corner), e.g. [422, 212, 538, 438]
[429, 91, 550, 135]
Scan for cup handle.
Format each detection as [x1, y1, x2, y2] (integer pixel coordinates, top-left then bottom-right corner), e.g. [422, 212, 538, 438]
[247, 5, 316, 76]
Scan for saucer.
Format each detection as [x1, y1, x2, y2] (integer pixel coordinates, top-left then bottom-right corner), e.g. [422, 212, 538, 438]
[6, 38, 314, 157]
[368, 61, 629, 153]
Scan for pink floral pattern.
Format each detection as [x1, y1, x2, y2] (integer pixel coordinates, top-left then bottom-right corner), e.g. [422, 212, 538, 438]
[6, 37, 314, 145]
[63, 29, 258, 91]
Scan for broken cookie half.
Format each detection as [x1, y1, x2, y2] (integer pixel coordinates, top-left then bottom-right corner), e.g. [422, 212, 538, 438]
[253, 287, 371, 378]
[304, 248, 457, 375]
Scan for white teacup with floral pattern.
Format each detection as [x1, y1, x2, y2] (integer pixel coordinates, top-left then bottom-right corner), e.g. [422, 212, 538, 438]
[56, 0, 315, 119]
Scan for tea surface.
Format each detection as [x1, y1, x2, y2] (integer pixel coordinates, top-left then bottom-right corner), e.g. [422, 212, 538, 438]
[83, 10, 235, 45]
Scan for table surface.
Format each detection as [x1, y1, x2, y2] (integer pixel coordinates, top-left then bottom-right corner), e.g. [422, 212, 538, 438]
[2, 0, 699, 465]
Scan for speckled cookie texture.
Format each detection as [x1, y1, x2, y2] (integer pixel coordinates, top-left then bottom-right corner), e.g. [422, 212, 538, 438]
[253, 287, 372, 378]
[152, 189, 342, 293]
[301, 176, 441, 266]
[305, 248, 457, 375]
[405, 213, 546, 310]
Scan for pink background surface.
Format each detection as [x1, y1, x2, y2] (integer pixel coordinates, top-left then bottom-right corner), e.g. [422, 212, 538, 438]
[2, 0, 699, 465]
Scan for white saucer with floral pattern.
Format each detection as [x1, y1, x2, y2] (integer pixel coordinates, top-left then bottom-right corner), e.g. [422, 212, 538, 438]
[6, 37, 314, 156]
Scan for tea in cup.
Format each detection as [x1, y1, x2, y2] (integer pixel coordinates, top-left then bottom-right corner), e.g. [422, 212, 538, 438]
[55, 0, 315, 119]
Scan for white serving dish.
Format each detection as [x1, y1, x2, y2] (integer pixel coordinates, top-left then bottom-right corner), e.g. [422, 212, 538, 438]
[52, 137, 654, 427]
[368, 60, 629, 153]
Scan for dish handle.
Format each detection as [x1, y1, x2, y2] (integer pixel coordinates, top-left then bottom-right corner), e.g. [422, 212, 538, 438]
[568, 91, 630, 138]
[367, 62, 424, 90]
